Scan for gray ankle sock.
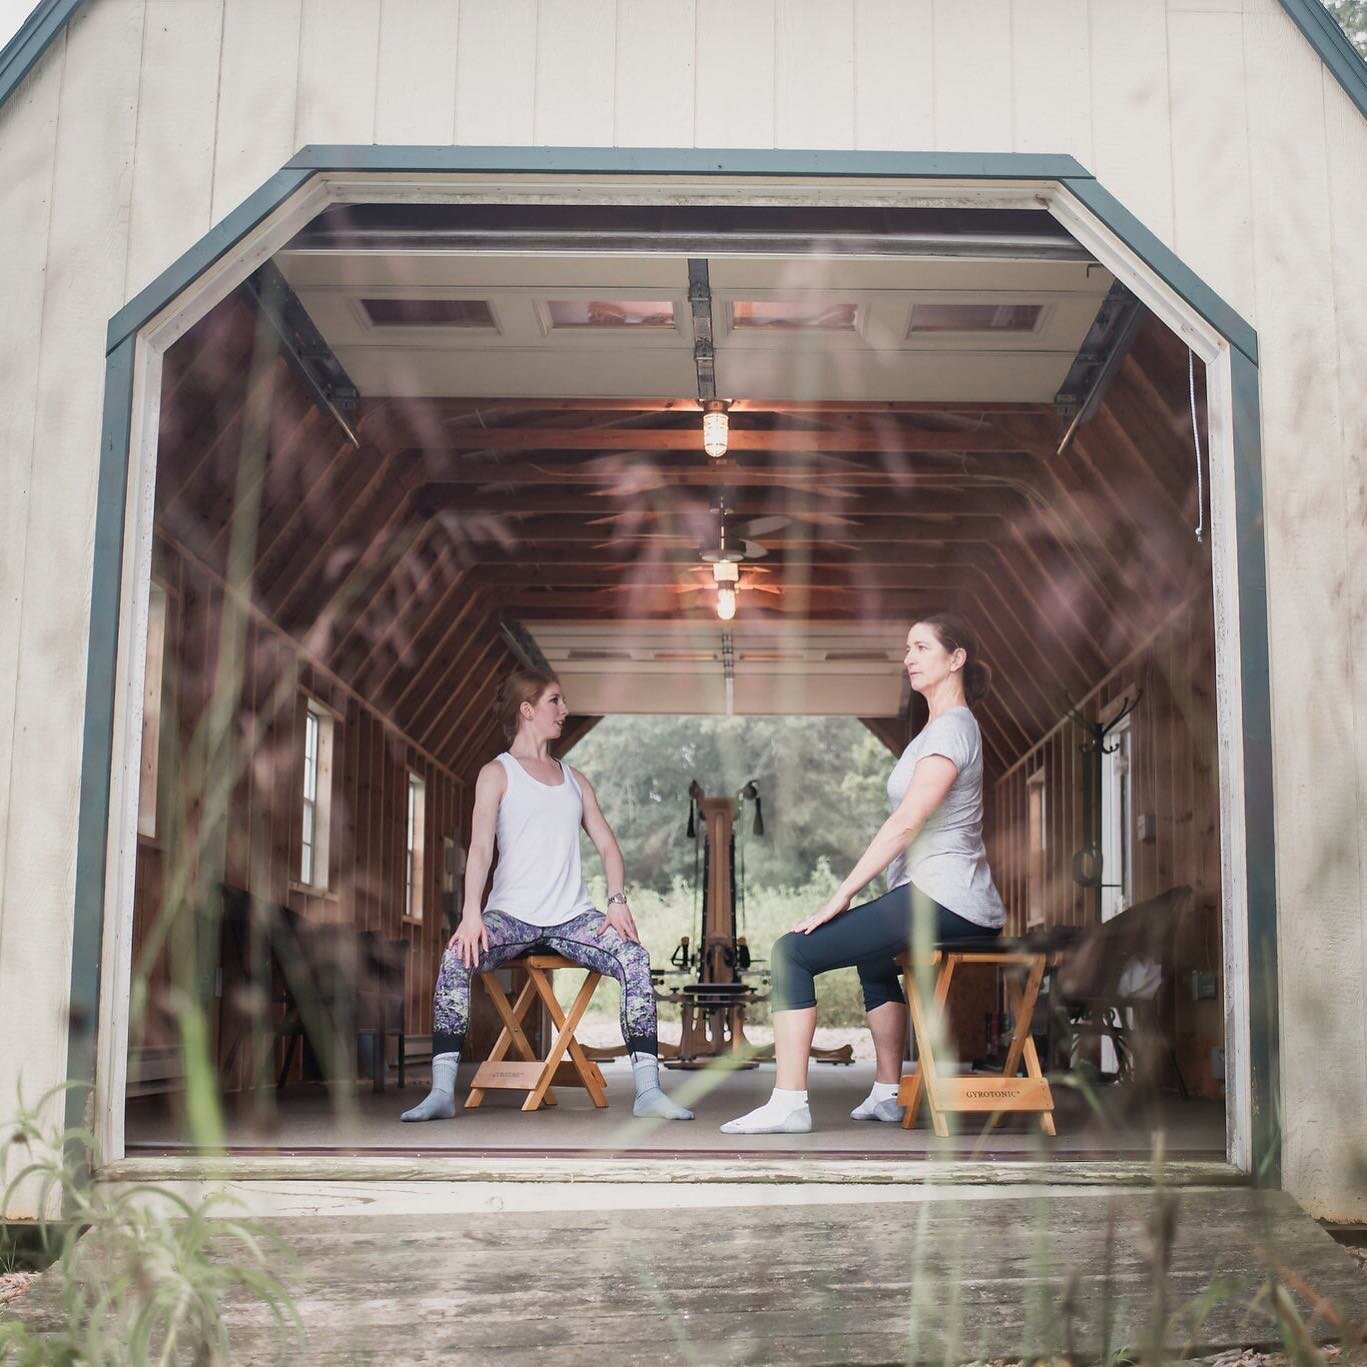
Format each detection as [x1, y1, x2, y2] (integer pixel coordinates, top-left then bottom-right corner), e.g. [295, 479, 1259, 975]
[630, 1053, 693, 1120]
[400, 1051, 459, 1122]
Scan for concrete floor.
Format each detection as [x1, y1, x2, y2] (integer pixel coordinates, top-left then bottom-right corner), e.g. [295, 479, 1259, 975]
[125, 1059, 1226, 1159]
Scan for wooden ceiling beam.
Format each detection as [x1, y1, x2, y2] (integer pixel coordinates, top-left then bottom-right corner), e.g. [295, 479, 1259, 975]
[386, 426, 1048, 455]
[406, 623, 503, 750]
[415, 488, 1030, 521]
[263, 454, 424, 625]
[358, 396, 1056, 425]
[387, 599, 495, 730]
[426, 634, 518, 758]
[414, 458, 1040, 492]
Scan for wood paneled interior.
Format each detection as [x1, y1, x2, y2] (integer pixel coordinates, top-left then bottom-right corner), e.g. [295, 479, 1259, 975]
[988, 587, 1224, 1097]
[135, 278, 1224, 1103]
[131, 537, 469, 1087]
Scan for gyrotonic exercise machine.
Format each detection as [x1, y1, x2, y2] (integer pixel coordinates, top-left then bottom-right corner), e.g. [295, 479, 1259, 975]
[655, 779, 853, 1069]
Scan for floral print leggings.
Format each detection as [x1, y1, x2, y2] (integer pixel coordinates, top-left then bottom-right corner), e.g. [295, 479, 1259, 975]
[430, 908, 659, 1058]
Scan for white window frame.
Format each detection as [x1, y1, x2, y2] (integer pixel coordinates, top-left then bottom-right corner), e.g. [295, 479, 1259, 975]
[404, 771, 427, 923]
[299, 697, 334, 890]
[1100, 715, 1133, 923]
[136, 581, 168, 840]
[1026, 767, 1047, 928]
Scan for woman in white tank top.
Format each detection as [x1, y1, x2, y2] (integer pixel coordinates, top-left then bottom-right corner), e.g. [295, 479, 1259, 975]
[401, 668, 691, 1123]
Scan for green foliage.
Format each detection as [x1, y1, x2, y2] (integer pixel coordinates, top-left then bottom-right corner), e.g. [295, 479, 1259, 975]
[1322, 0, 1367, 57]
[0, 1085, 301, 1365]
[572, 714, 891, 894]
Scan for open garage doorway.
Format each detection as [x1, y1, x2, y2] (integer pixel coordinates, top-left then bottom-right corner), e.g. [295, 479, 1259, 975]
[105, 179, 1239, 1167]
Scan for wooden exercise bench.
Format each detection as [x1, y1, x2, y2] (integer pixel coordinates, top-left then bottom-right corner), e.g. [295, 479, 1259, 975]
[466, 954, 608, 1112]
[896, 939, 1057, 1137]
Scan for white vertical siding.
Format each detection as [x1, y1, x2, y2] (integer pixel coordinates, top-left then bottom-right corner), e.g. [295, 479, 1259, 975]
[1243, 5, 1358, 1214]
[1011, 0, 1091, 160]
[375, 0, 460, 145]
[295, 0, 380, 148]
[852, 0, 935, 151]
[931, 0, 1014, 152]
[124, 0, 223, 301]
[212, 0, 302, 222]
[1167, 8, 1256, 317]
[775, 0, 855, 150]
[1087, 0, 1174, 243]
[1321, 75, 1367, 1178]
[613, 0, 696, 148]
[0, 33, 65, 1154]
[534, 0, 617, 145]
[454, 0, 537, 145]
[1, 0, 145, 1180]
[694, 0, 776, 148]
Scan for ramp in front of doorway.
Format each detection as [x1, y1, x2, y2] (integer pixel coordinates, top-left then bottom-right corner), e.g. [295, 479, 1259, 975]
[13, 1185, 1366, 1362]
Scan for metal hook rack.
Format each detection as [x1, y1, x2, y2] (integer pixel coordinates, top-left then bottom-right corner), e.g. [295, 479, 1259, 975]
[1063, 689, 1143, 917]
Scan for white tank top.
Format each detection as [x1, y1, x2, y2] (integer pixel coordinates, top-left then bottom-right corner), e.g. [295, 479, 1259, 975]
[484, 752, 597, 927]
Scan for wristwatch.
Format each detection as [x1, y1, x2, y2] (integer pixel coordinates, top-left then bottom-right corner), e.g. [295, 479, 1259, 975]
[606, 891, 628, 907]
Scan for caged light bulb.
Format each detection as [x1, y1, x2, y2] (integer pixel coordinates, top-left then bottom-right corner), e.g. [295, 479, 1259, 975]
[715, 586, 737, 621]
[702, 400, 729, 459]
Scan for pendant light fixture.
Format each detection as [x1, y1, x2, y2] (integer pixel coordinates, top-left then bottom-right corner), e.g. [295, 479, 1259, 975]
[702, 399, 730, 459]
[713, 559, 738, 621]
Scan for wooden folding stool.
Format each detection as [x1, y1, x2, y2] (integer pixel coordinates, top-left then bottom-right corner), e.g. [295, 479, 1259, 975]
[896, 942, 1057, 1138]
[466, 953, 609, 1112]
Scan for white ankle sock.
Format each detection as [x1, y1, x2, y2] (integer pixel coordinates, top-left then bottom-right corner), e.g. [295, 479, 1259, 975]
[400, 1051, 459, 1122]
[630, 1053, 693, 1120]
[721, 1087, 811, 1135]
[852, 1079, 903, 1121]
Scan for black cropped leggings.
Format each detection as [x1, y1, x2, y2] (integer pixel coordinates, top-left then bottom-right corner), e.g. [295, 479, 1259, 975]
[770, 883, 998, 1013]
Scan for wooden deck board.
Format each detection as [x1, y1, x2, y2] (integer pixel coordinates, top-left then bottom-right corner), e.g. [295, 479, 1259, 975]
[13, 1188, 1366, 1363]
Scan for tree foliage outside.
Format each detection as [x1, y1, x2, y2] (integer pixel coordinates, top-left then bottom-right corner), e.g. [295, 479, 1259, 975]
[1322, 0, 1367, 56]
[570, 714, 893, 896]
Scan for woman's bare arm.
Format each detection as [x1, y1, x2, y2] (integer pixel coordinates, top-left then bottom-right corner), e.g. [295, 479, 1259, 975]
[793, 754, 957, 933]
[450, 761, 506, 962]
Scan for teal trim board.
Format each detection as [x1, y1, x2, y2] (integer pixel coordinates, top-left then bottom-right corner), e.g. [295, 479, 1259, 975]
[1059, 177, 1258, 366]
[0, 0, 80, 109]
[66, 335, 136, 1147]
[1229, 348, 1281, 1187]
[72, 147, 1276, 1184]
[1279, 0, 1367, 120]
[285, 145, 1092, 181]
[107, 167, 315, 351]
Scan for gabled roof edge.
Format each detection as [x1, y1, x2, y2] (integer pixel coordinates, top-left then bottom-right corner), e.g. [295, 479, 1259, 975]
[0, 0, 82, 112]
[1277, 0, 1367, 120]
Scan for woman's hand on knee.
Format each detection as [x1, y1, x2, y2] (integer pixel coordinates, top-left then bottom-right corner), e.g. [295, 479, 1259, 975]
[792, 891, 851, 935]
[449, 913, 488, 968]
[597, 901, 640, 943]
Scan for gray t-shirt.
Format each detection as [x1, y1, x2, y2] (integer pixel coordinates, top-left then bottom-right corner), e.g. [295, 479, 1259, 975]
[885, 707, 1005, 930]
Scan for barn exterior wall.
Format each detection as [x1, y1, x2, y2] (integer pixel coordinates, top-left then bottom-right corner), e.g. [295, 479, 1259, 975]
[0, 0, 1364, 1218]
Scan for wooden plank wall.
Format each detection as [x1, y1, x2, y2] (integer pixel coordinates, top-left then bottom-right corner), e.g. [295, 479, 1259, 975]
[130, 535, 464, 1084]
[987, 586, 1223, 1097]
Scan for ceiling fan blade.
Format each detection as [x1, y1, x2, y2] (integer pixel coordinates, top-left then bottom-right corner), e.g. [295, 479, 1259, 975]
[740, 539, 770, 559]
[743, 515, 791, 538]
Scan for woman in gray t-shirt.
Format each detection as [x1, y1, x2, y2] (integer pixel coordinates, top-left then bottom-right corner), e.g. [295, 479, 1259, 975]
[723, 613, 1006, 1135]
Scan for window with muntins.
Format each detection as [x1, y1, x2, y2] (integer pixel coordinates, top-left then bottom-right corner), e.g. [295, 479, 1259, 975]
[405, 771, 426, 922]
[300, 699, 334, 889]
